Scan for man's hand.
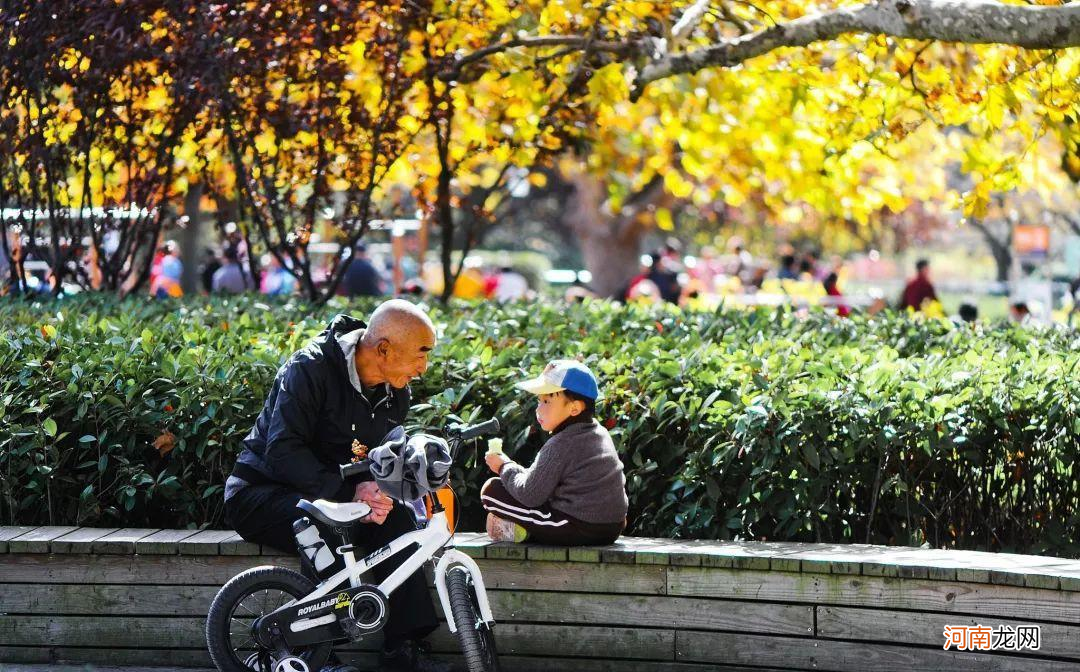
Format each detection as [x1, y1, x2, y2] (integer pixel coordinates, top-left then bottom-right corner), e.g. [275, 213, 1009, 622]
[353, 481, 394, 525]
[485, 452, 509, 474]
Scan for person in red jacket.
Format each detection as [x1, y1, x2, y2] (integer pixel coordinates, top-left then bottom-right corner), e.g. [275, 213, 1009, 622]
[823, 272, 851, 317]
[899, 259, 938, 311]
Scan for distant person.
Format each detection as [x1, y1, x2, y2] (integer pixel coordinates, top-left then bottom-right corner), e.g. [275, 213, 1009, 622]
[899, 259, 938, 311]
[1009, 301, 1032, 324]
[148, 241, 172, 294]
[647, 252, 682, 304]
[211, 247, 251, 294]
[954, 303, 979, 324]
[222, 222, 248, 267]
[452, 266, 486, 299]
[621, 255, 653, 302]
[746, 266, 768, 292]
[339, 242, 385, 297]
[727, 236, 753, 278]
[150, 241, 183, 298]
[777, 254, 799, 280]
[1069, 276, 1080, 326]
[823, 272, 850, 317]
[494, 266, 529, 302]
[565, 279, 595, 303]
[661, 238, 685, 273]
[199, 247, 221, 294]
[691, 245, 723, 294]
[261, 254, 297, 296]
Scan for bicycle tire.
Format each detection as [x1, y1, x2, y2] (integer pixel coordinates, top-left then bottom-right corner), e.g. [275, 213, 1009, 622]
[206, 565, 333, 672]
[446, 565, 501, 672]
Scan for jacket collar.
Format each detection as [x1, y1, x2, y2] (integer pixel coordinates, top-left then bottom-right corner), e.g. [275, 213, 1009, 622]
[552, 414, 595, 436]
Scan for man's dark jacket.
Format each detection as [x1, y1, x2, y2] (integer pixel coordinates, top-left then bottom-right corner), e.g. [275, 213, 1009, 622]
[231, 314, 409, 501]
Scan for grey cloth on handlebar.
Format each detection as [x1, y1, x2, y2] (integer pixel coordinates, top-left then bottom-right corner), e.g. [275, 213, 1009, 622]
[367, 426, 452, 501]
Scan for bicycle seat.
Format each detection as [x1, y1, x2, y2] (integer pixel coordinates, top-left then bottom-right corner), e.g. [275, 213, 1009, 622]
[296, 499, 372, 526]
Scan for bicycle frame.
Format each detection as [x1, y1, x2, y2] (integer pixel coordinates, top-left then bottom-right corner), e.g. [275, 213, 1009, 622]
[286, 508, 495, 637]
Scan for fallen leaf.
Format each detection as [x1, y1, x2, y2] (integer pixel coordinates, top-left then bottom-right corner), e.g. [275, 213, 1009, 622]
[154, 430, 176, 457]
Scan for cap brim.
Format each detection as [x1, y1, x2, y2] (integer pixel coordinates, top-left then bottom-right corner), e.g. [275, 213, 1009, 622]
[515, 377, 565, 395]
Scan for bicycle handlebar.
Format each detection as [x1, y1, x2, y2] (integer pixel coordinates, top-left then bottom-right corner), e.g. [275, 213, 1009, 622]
[339, 460, 371, 480]
[449, 417, 501, 441]
[337, 417, 501, 479]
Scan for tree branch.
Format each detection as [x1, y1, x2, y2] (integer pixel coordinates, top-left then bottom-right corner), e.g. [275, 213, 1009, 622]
[672, 0, 714, 41]
[442, 36, 639, 82]
[635, 0, 1080, 97]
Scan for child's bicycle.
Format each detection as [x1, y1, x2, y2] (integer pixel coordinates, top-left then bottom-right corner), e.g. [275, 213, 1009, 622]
[205, 418, 503, 672]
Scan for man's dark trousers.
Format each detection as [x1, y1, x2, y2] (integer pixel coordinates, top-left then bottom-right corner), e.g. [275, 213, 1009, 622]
[225, 483, 439, 649]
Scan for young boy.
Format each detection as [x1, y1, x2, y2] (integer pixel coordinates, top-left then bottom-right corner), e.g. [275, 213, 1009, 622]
[482, 360, 628, 544]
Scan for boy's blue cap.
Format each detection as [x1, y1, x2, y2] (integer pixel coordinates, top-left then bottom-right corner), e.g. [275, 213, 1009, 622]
[515, 360, 600, 401]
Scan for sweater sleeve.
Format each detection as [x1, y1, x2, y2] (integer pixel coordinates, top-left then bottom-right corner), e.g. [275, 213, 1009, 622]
[499, 443, 567, 508]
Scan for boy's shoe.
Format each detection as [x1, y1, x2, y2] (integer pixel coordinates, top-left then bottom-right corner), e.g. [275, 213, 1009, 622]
[486, 513, 528, 543]
[379, 639, 454, 672]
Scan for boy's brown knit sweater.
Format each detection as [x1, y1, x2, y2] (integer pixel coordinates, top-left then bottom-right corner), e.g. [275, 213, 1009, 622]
[499, 417, 628, 524]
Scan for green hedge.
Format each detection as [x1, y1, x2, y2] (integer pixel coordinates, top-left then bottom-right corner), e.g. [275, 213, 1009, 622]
[2, 294, 1080, 556]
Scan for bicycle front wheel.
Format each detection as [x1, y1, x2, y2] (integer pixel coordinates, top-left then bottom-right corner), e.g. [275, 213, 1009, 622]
[445, 565, 501, 672]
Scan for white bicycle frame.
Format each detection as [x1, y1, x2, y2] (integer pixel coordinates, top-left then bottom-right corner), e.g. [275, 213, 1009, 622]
[287, 509, 494, 636]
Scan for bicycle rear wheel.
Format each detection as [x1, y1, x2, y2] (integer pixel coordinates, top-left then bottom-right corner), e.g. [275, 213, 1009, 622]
[206, 565, 333, 672]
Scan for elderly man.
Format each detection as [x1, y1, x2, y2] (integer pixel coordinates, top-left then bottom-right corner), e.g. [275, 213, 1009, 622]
[224, 299, 449, 672]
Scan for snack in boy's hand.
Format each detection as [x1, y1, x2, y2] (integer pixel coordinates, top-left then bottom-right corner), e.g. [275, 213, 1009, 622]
[486, 438, 504, 457]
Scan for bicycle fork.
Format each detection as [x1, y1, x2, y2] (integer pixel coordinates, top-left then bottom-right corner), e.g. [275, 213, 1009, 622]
[434, 549, 495, 633]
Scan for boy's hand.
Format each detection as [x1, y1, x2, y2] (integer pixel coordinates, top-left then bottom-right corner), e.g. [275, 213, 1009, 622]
[353, 481, 394, 524]
[485, 452, 508, 474]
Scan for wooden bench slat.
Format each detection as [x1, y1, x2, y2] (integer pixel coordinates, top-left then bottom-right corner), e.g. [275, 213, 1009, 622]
[0, 647, 798, 672]
[676, 630, 1080, 671]
[668, 566, 1080, 622]
[133, 528, 203, 554]
[451, 531, 491, 559]
[0, 583, 219, 616]
[476, 559, 667, 595]
[50, 527, 119, 554]
[817, 605, 1080, 660]
[491, 591, 812, 635]
[91, 528, 161, 554]
[0, 526, 39, 553]
[8, 526, 80, 553]
[0, 552, 299, 585]
[178, 529, 238, 555]
[218, 531, 262, 556]
[485, 542, 527, 560]
[0, 615, 675, 662]
[462, 623, 674, 661]
[600, 537, 672, 564]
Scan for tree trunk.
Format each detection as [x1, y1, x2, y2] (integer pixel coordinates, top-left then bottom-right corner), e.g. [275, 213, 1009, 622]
[179, 183, 203, 294]
[969, 217, 1012, 284]
[991, 244, 1011, 284]
[562, 171, 646, 299]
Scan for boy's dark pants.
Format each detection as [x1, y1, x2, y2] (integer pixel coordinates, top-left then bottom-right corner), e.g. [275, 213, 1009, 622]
[480, 477, 624, 545]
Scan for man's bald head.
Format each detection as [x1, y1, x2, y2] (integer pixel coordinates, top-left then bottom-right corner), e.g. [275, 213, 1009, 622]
[364, 299, 435, 344]
[357, 300, 436, 388]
